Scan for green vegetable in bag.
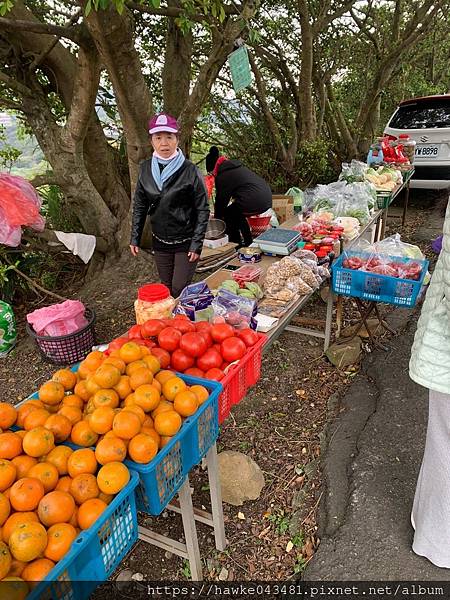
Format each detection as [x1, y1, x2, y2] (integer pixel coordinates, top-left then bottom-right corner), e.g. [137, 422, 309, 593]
[0, 301, 16, 357]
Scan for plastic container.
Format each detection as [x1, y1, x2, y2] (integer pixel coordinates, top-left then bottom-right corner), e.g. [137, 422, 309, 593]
[232, 265, 262, 287]
[238, 247, 262, 263]
[26, 308, 96, 365]
[331, 252, 428, 307]
[134, 283, 175, 324]
[246, 215, 271, 237]
[398, 134, 416, 164]
[29, 471, 139, 600]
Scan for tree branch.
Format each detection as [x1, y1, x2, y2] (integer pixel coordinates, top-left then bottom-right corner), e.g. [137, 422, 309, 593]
[0, 71, 33, 96]
[29, 172, 58, 188]
[126, 1, 239, 18]
[0, 16, 82, 43]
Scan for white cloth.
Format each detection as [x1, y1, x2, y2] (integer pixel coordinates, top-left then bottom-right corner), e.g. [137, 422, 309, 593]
[412, 389, 450, 568]
[54, 231, 96, 264]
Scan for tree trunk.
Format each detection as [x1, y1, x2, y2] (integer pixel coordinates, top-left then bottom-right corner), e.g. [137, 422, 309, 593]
[297, 0, 316, 141]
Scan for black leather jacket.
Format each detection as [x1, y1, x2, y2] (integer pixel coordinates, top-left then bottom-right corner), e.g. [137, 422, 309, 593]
[130, 158, 210, 254]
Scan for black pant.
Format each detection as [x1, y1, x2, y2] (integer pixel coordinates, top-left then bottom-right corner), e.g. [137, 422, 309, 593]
[223, 203, 254, 247]
[153, 251, 198, 298]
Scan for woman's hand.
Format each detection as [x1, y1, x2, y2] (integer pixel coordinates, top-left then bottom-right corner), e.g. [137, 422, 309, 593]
[130, 245, 139, 256]
[188, 251, 199, 263]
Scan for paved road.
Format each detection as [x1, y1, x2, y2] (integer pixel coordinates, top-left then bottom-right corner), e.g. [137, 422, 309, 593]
[305, 195, 448, 581]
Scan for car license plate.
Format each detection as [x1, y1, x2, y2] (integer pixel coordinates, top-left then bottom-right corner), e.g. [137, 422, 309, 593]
[415, 144, 440, 157]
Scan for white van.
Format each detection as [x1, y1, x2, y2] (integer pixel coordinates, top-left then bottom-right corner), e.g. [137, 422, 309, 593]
[384, 94, 450, 189]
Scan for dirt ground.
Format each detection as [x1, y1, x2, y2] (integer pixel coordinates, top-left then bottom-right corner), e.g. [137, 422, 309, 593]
[0, 192, 439, 584]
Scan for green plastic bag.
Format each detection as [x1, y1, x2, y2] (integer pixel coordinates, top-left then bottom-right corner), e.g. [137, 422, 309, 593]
[286, 187, 304, 212]
[0, 301, 16, 357]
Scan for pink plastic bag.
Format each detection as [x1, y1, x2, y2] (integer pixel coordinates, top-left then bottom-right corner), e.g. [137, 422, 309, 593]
[0, 174, 45, 246]
[27, 300, 88, 337]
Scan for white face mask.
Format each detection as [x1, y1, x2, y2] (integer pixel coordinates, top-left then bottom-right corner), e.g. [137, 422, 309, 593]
[153, 149, 179, 161]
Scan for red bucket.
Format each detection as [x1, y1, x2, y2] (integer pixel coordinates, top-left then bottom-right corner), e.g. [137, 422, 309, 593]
[246, 215, 271, 237]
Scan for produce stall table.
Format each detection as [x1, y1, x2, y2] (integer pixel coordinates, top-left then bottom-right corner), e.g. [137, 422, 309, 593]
[377, 167, 415, 237]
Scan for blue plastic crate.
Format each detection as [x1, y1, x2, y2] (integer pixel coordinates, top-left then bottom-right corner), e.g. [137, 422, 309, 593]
[128, 375, 221, 516]
[29, 471, 139, 600]
[332, 251, 428, 307]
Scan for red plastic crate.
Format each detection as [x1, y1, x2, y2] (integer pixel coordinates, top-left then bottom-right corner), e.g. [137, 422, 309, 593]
[215, 333, 267, 423]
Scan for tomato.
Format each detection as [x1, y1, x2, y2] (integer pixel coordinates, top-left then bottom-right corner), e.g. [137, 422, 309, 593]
[198, 330, 213, 349]
[184, 367, 205, 378]
[129, 337, 148, 346]
[158, 327, 182, 352]
[174, 314, 189, 320]
[179, 332, 208, 358]
[171, 319, 196, 334]
[204, 368, 224, 381]
[195, 321, 212, 332]
[171, 349, 195, 372]
[210, 323, 235, 343]
[197, 348, 222, 372]
[220, 337, 246, 362]
[108, 337, 128, 351]
[128, 324, 142, 339]
[221, 362, 231, 371]
[143, 339, 156, 349]
[237, 329, 259, 347]
[141, 319, 166, 339]
[151, 347, 171, 369]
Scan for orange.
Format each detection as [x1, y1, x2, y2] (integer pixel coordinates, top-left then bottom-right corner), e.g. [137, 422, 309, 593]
[44, 523, 77, 562]
[67, 449, 97, 478]
[143, 354, 161, 375]
[0, 403, 17, 429]
[8, 558, 26, 577]
[190, 384, 209, 405]
[57, 405, 82, 425]
[38, 381, 65, 406]
[119, 342, 142, 364]
[155, 370, 176, 385]
[83, 350, 104, 372]
[103, 356, 126, 374]
[112, 411, 141, 440]
[0, 492, 10, 527]
[113, 376, 132, 400]
[70, 421, 99, 447]
[0, 433, 22, 459]
[9, 522, 48, 562]
[122, 394, 136, 407]
[11, 456, 37, 480]
[0, 460, 16, 492]
[128, 433, 158, 464]
[125, 360, 148, 376]
[162, 376, 187, 401]
[21, 557, 55, 585]
[151, 400, 173, 419]
[15, 431, 27, 441]
[45, 446, 73, 476]
[44, 414, 72, 443]
[69, 473, 99, 505]
[129, 368, 153, 390]
[151, 379, 162, 393]
[23, 408, 50, 431]
[0, 577, 29, 600]
[74, 381, 90, 402]
[22, 427, 55, 458]
[0, 541, 11, 579]
[95, 436, 127, 465]
[154, 411, 182, 436]
[52, 369, 77, 392]
[97, 462, 130, 495]
[78, 498, 107, 530]
[10, 477, 45, 511]
[173, 390, 199, 417]
[69, 506, 78, 528]
[122, 404, 145, 424]
[140, 346, 150, 356]
[89, 406, 115, 435]
[62, 394, 84, 410]
[159, 436, 173, 449]
[85, 399, 96, 415]
[16, 403, 39, 429]
[77, 360, 94, 381]
[85, 376, 102, 397]
[140, 428, 160, 447]
[98, 492, 114, 505]
[27, 463, 59, 493]
[38, 491, 75, 527]
[93, 388, 119, 409]
[93, 364, 121, 389]
[55, 476, 73, 493]
[142, 415, 154, 428]
[134, 384, 160, 412]
[2, 512, 38, 544]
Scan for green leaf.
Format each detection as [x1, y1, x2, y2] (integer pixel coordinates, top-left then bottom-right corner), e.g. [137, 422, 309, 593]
[85, 0, 92, 16]
[151, 0, 160, 8]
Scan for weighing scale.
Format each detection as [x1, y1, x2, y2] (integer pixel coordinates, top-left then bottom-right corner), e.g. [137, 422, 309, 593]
[253, 229, 302, 256]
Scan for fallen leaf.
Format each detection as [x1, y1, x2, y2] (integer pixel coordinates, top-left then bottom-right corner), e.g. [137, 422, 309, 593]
[286, 541, 294, 553]
[237, 512, 245, 520]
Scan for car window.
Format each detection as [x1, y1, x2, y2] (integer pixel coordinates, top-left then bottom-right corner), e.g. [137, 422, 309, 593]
[389, 100, 450, 129]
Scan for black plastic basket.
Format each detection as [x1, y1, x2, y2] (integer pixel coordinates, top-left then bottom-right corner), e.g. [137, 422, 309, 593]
[26, 308, 96, 365]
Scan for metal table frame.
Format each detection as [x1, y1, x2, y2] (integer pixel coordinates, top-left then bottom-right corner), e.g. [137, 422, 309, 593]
[377, 168, 415, 238]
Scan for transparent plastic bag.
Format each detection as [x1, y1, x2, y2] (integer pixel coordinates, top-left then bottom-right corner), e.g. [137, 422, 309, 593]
[211, 289, 257, 330]
[373, 233, 424, 260]
[286, 276, 312, 295]
[334, 188, 370, 224]
[339, 160, 368, 183]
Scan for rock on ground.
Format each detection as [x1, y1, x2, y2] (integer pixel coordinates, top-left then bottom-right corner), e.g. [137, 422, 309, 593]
[217, 451, 265, 506]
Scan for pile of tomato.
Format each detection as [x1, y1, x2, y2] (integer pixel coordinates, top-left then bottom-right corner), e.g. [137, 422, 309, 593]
[108, 315, 260, 381]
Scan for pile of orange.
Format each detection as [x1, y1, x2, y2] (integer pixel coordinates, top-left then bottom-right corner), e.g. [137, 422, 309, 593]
[0, 341, 208, 595]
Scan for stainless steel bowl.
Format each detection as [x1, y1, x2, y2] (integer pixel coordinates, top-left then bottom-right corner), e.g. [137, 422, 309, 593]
[205, 218, 226, 240]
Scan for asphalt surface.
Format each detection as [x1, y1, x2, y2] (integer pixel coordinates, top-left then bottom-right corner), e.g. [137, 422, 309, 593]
[305, 195, 448, 581]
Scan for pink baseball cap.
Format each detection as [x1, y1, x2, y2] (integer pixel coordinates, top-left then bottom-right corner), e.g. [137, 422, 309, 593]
[148, 113, 179, 134]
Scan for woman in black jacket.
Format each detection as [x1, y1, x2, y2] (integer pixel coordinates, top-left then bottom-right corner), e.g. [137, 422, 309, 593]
[205, 146, 272, 247]
[130, 114, 209, 297]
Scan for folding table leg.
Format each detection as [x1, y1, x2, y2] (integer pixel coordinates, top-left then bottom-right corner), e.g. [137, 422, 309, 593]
[178, 478, 203, 580]
[324, 289, 334, 351]
[205, 443, 227, 551]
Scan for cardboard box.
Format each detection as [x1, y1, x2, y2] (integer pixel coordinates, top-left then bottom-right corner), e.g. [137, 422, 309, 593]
[203, 235, 229, 249]
[272, 195, 294, 224]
